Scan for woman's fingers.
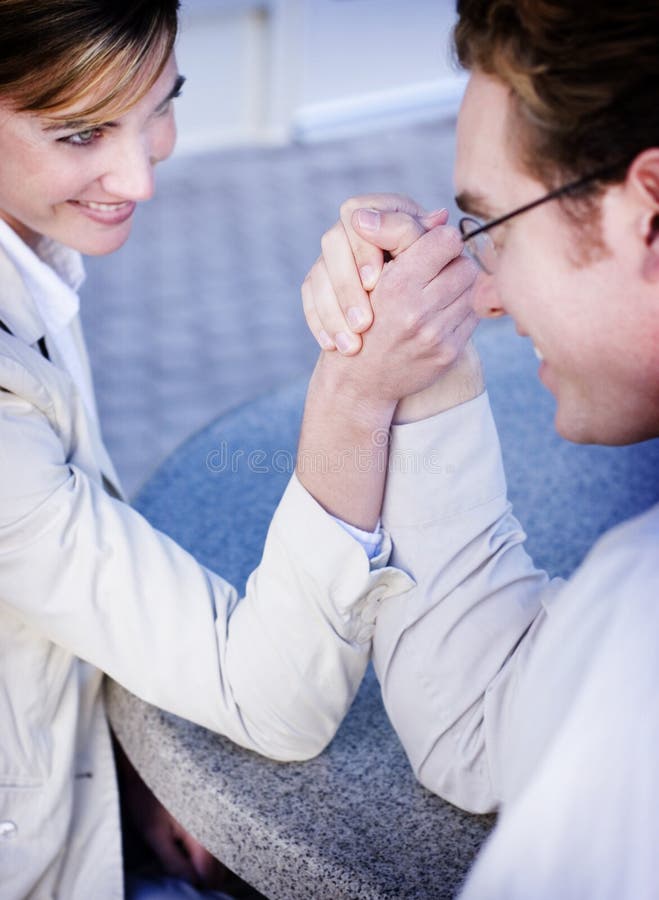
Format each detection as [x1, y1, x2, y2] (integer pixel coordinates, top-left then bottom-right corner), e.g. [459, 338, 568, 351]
[303, 255, 363, 355]
[301, 261, 336, 351]
[320, 221, 374, 335]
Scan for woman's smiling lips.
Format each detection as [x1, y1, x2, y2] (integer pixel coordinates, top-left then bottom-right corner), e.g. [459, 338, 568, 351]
[67, 198, 136, 225]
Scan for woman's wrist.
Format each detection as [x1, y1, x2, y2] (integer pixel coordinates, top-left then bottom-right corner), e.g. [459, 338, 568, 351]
[296, 353, 397, 531]
[309, 350, 397, 435]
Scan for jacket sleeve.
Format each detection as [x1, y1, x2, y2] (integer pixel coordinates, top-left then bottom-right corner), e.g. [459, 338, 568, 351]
[0, 355, 412, 763]
[375, 391, 562, 812]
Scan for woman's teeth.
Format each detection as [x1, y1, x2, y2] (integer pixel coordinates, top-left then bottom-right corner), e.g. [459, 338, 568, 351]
[77, 200, 129, 211]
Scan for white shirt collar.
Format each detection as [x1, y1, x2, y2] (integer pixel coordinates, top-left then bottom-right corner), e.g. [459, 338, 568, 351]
[0, 218, 85, 338]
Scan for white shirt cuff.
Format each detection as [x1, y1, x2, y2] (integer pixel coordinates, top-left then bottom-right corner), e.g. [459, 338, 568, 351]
[331, 515, 384, 560]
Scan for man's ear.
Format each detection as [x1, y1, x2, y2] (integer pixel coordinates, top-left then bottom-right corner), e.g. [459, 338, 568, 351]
[641, 213, 659, 282]
[627, 150, 659, 282]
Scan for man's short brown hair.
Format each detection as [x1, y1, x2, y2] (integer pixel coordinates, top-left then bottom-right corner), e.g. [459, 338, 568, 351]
[454, 0, 658, 193]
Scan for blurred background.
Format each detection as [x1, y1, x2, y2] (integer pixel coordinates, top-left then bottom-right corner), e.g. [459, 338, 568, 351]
[80, 0, 466, 496]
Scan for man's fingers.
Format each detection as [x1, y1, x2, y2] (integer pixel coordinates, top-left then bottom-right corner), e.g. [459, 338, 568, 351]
[340, 193, 428, 290]
[366, 222, 469, 295]
[450, 309, 479, 354]
[423, 253, 478, 306]
[352, 208, 452, 266]
[351, 208, 428, 259]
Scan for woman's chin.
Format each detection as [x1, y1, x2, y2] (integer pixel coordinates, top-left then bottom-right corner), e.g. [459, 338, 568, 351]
[70, 222, 134, 256]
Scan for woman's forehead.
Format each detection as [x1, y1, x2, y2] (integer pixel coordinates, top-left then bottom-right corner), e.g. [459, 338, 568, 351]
[40, 46, 175, 126]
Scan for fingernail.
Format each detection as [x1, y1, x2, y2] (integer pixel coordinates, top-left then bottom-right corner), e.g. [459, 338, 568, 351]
[347, 306, 366, 330]
[318, 330, 334, 350]
[421, 208, 449, 226]
[357, 209, 381, 231]
[335, 331, 356, 353]
[359, 265, 376, 289]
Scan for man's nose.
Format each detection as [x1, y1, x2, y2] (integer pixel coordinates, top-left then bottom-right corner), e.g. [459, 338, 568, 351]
[470, 270, 505, 319]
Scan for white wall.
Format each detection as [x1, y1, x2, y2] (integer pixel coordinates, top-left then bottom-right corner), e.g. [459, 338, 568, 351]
[173, 0, 464, 154]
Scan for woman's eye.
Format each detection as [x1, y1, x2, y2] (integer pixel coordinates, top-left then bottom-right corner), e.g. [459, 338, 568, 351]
[63, 127, 103, 146]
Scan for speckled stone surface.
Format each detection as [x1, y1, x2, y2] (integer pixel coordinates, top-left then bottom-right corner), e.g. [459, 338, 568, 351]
[106, 320, 659, 899]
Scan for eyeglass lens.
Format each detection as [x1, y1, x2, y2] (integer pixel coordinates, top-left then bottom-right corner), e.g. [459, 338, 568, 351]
[460, 218, 497, 274]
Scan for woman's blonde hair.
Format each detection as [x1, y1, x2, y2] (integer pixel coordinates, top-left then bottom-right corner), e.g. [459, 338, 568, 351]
[0, 0, 179, 122]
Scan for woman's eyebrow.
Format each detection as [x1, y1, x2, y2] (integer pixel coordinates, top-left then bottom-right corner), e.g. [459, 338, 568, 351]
[43, 117, 111, 133]
[42, 74, 186, 133]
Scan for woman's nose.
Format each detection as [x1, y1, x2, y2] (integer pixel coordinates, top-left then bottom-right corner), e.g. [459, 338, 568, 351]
[99, 112, 176, 201]
[470, 270, 505, 319]
[100, 136, 156, 202]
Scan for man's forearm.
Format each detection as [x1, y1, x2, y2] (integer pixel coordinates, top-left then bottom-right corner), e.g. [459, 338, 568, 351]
[394, 342, 485, 424]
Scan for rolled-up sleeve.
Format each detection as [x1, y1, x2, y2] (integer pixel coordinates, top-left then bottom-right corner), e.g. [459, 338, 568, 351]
[375, 392, 558, 811]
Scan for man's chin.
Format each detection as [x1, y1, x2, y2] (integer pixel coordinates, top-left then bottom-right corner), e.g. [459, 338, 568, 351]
[553, 400, 598, 446]
[555, 403, 658, 447]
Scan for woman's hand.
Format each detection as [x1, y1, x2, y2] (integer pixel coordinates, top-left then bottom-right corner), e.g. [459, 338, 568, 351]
[302, 193, 444, 355]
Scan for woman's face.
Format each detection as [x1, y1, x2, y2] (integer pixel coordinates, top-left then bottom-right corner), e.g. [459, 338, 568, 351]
[0, 53, 180, 255]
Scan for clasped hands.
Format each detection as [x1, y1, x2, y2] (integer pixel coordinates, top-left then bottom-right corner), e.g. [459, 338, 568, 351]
[302, 194, 484, 421]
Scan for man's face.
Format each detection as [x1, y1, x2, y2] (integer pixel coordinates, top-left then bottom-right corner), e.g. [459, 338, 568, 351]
[454, 70, 659, 445]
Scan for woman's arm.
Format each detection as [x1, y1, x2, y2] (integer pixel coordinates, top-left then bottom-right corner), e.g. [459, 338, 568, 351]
[0, 340, 405, 762]
[297, 212, 479, 530]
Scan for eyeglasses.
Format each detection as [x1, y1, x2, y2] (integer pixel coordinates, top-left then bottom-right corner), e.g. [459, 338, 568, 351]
[458, 163, 626, 274]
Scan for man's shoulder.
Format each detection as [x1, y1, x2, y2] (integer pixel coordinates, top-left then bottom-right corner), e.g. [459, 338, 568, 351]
[577, 503, 659, 594]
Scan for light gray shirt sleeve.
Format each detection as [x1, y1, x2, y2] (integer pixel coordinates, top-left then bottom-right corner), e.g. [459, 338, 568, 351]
[375, 391, 560, 812]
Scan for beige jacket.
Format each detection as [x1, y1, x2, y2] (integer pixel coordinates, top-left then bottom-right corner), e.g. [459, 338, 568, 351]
[0, 245, 411, 899]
